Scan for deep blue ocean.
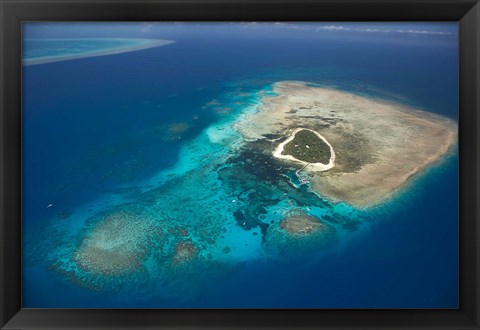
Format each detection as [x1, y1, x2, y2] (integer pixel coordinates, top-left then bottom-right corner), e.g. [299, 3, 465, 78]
[22, 23, 458, 308]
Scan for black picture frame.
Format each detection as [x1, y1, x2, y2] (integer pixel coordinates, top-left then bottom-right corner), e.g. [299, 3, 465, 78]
[1, 0, 479, 329]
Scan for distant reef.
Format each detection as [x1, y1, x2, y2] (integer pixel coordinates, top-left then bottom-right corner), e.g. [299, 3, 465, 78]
[23, 38, 175, 66]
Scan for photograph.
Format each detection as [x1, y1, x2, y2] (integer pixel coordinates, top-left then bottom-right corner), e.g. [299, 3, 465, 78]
[21, 21, 459, 309]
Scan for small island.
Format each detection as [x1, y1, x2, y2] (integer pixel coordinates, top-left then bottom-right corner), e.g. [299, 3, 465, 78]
[273, 128, 335, 171]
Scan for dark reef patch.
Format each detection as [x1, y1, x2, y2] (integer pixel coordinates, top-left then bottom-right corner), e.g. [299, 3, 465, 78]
[218, 137, 334, 241]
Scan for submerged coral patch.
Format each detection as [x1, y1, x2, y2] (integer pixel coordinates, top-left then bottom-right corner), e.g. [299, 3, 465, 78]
[73, 211, 156, 276]
[172, 240, 198, 265]
[266, 210, 337, 259]
[279, 213, 326, 236]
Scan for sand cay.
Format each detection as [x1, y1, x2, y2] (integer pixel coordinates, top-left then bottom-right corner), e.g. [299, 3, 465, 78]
[234, 81, 457, 208]
[273, 127, 336, 171]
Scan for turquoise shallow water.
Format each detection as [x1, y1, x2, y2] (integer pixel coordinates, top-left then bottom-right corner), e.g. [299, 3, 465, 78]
[22, 22, 458, 308]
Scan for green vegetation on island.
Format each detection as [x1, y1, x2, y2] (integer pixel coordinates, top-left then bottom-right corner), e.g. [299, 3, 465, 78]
[282, 129, 331, 164]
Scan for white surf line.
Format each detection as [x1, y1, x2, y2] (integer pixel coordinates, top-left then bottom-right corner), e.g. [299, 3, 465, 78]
[273, 128, 336, 171]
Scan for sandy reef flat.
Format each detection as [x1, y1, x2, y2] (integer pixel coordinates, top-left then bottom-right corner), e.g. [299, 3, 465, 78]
[234, 81, 457, 208]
